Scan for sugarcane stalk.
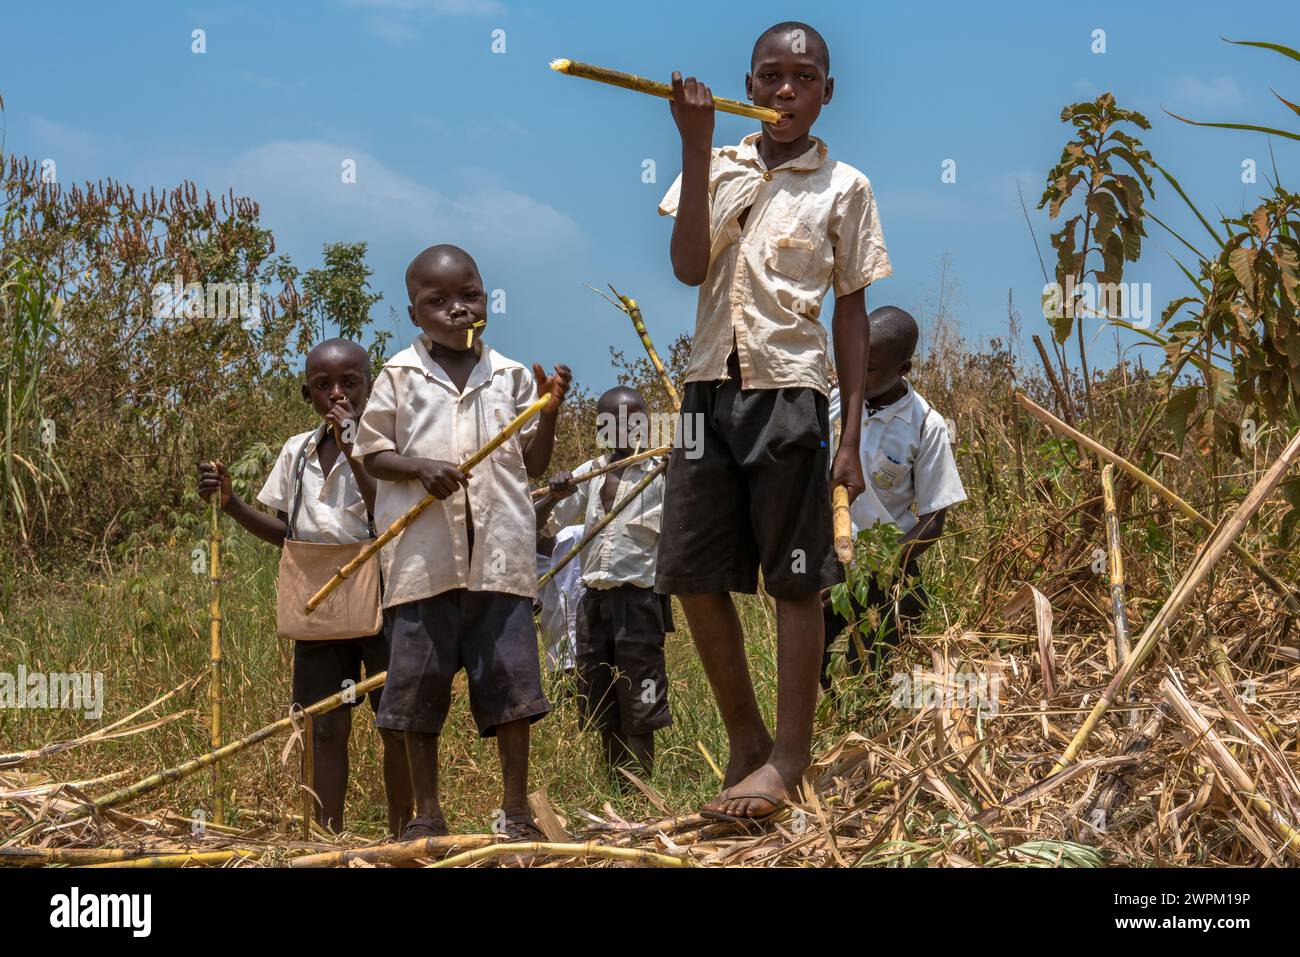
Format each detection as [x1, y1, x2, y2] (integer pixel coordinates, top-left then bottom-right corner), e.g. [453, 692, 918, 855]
[531, 444, 671, 499]
[307, 393, 554, 612]
[8, 672, 388, 845]
[82, 848, 292, 869]
[1160, 675, 1300, 860]
[1100, 464, 1135, 726]
[428, 839, 695, 868]
[301, 711, 314, 838]
[1051, 426, 1300, 773]
[604, 285, 682, 410]
[1016, 391, 1300, 615]
[537, 460, 668, 589]
[208, 485, 225, 825]
[289, 835, 499, 868]
[550, 58, 781, 124]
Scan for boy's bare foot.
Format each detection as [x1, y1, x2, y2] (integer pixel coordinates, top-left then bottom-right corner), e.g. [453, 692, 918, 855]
[721, 738, 772, 789]
[702, 761, 799, 820]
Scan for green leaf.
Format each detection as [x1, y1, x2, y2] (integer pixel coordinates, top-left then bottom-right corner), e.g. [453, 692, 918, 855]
[1222, 37, 1300, 64]
[1166, 384, 1201, 446]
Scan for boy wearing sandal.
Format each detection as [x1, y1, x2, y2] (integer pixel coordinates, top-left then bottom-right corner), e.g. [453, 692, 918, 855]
[354, 244, 571, 842]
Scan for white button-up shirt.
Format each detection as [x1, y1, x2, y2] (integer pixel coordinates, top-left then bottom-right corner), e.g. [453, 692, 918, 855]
[549, 453, 665, 590]
[353, 336, 541, 606]
[535, 524, 585, 671]
[257, 425, 371, 544]
[659, 132, 891, 395]
[828, 382, 966, 536]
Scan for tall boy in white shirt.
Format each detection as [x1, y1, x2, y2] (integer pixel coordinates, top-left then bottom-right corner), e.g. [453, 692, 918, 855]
[823, 306, 966, 685]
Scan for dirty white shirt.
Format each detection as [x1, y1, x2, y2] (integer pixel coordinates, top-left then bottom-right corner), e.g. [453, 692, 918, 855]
[257, 424, 371, 544]
[828, 382, 966, 536]
[536, 525, 585, 671]
[549, 453, 665, 590]
[659, 132, 891, 395]
[353, 336, 541, 606]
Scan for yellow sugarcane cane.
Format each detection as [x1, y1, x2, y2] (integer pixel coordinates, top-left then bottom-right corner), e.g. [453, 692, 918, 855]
[306, 393, 555, 613]
[208, 479, 225, 826]
[530, 444, 671, 499]
[550, 58, 782, 125]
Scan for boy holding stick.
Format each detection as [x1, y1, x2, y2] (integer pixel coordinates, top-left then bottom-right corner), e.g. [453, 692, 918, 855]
[197, 338, 413, 836]
[822, 306, 966, 685]
[536, 387, 672, 785]
[656, 21, 891, 820]
[354, 244, 571, 841]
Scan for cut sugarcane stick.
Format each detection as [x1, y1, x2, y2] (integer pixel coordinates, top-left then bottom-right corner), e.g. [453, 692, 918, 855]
[537, 460, 668, 589]
[6, 672, 388, 845]
[832, 485, 853, 564]
[531, 445, 671, 499]
[1015, 391, 1300, 615]
[1050, 425, 1300, 773]
[551, 58, 781, 125]
[465, 319, 485, 349]
[288, 835, 499, 868]
[1100, 464, 1135, 725]
[306, 393, 555, 613]
[428, 839, 694, 869]
[208, 482, 225, 826]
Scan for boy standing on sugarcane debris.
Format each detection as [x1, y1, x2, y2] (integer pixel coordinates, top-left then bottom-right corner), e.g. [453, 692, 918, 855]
[353, 244, 571, 842]
[535, 387, 672, 786]
[656, 21, 890, 821]
[821, 306, 966, 686]
[197, 338, 414, 836]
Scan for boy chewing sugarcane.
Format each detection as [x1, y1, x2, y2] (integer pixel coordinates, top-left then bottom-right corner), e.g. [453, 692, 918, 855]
[197, 338, 413, 836]
[354, 244, 571, 842]
[652, 21, 891, 822]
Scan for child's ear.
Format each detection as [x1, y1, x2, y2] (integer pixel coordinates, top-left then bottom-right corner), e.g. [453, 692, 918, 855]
[301, 383, 311, 403]
[745, 72, 753, 100]
[900, 359, 912, 378]
[407, 304, 417, 326]
[823, 76, 834, 105]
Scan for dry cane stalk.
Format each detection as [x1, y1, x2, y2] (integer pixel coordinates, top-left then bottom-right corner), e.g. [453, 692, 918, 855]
[7, 672, 388, 845]
[301, 711, 314, 839]
[428, 839, 694, 868]
[1051, 426, 1300, 773]
[537, 460, 669, 589]
[531, 444, 671, 499]
[1016, 391, 1300, 615]
[605, 285, 682, 410]
[208, 487, 225, 825]
[1159, 675, 1300, 861]
[551, 59, 782, 125]
[288, 834, 499, 868]
[83, 848, 295, 869]
[306, 394, 554, 612]
[1101, 464, 1136, 725]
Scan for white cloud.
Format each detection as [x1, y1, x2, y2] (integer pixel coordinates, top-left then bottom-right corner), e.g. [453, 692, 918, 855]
[364, 17, 420, 44]
[1169, 75, 1246, 111]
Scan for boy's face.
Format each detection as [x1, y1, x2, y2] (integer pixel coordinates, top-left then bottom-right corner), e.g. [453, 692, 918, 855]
[302, 347, 370, 417]
[864, 345, 910, 403]
[407, 255, 487, 352]
[747, 31, 833, 144]
[596, 394, 649, 451]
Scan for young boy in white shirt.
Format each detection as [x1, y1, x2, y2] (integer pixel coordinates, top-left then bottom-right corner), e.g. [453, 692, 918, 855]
[197, 338, 413, 837]
[536, 387, 672, 785]
[353, 244, 571, 842]
[823, 306, 966, 685]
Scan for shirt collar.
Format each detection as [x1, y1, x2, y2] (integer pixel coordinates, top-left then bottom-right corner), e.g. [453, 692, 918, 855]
[865, 381, 918, 425]
[733, 132, 828, 173]
[390, 334, 506, 393]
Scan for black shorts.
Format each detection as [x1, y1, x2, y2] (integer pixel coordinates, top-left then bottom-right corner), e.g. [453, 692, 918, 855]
[292, 630, 388, 714]
[377, 589, 551, 738]
[575, 585, 673, 736]
[655, 350, 840, 599]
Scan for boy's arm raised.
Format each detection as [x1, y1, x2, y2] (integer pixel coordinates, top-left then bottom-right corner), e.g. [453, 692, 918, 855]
[197, 461, 288, 547]
[830, 287, 869, 503]
[523, 363, 572, 478]
[668, 71, 714, 286]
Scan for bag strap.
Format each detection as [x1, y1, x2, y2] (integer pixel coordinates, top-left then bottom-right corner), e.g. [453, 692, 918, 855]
[285, 431, 314, 543]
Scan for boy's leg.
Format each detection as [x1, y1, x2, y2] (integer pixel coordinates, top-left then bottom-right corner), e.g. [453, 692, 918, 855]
[377, 728, 413, 837]
[403, 731, 445, 825]
[678, 592, 772, 787]
[291, 638, 364, 832]
[496, 717, 531, 818]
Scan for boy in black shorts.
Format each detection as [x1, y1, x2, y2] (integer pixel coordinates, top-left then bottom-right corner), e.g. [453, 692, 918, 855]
[354, 244, 571, 841]
[657, 21, 891, 820]
[198, 338, 413, 836]
[536, 387, 671, 786]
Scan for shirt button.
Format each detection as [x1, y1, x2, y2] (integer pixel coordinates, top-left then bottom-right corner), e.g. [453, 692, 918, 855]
[763, 172, 772, 182]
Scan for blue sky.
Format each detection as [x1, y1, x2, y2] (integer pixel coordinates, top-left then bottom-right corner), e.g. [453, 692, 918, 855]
[3, 1, 1298, 391]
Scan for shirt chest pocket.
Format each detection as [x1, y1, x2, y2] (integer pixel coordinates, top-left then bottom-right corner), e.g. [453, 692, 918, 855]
[480, 393, 527, 468]
[868, 451, 909, 495]
[765, 216, 817, 284]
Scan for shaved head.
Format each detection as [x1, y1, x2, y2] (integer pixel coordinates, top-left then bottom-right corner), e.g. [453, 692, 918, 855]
[869, 306, 919, 366]
[307, 337, 370, 376]
[405, 244, 480, 302]
[597, 386, 647, 414]
[751, 20, 830, 74]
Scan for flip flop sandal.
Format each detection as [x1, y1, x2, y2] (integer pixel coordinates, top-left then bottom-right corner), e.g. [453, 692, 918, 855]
[500, 815, 546, 843]
[699, 795, 787, 830]
[399, 814, 450, 841]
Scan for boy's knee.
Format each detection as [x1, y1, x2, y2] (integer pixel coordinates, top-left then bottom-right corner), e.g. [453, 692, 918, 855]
[312, 710, 352, 747]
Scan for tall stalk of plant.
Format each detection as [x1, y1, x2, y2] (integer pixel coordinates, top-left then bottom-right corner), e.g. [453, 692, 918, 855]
[0, 203, 68, 546]
[1039, 93, 1156, 423]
